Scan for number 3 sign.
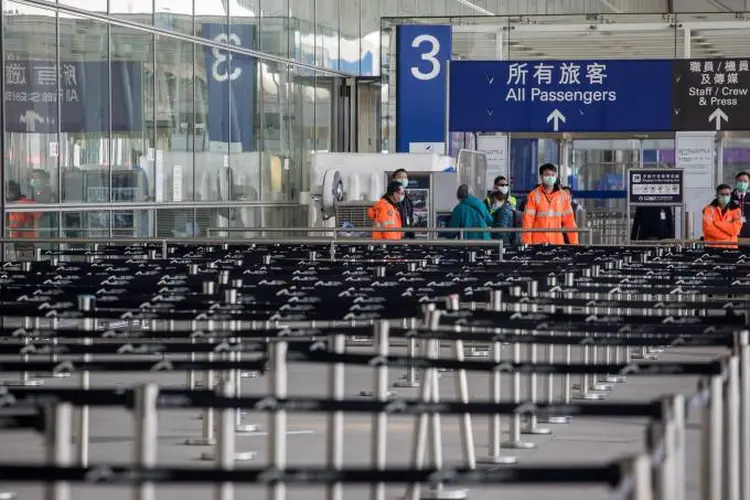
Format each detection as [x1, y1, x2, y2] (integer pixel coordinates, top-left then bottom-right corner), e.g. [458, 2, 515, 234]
[396, 25, 452, 153]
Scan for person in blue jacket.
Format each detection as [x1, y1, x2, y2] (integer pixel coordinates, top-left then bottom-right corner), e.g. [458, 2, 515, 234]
[489, 190, 517, 246]
[449, 184, 493, 240]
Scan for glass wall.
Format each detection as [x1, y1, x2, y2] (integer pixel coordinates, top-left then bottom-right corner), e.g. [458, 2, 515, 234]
[1, 0, 379, 243]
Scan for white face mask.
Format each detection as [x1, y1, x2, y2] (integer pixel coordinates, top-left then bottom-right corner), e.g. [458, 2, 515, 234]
[493, 201, 503, 210]
[497, 186, 509, 195]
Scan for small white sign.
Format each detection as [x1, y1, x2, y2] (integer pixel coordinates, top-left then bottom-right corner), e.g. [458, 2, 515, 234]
[477, 134, 509, 185]
[154, 150, 164, 202]
[409, 142, 445, 154]
[147, 147, 155, 162]
[223, 154, 230, 168]
[172, 165, 183, 202]
[73, 144, 81, 167]
[675, 131, 716, 239]
[49, 142, 59, 158]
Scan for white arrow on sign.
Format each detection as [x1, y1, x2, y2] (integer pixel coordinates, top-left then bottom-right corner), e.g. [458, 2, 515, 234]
[708, 108, 729, 131]
[486, 75, 495, 85]
[486, 108, 494, 116]
[546, 109, 566, 132]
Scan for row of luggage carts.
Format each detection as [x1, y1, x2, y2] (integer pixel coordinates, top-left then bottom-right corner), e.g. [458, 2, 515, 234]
[0, 241, 746, 500]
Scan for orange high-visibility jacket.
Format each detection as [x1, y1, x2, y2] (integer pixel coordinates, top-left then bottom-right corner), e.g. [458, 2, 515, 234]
[702, 200, 743, 248]
[7, 197, 40, 239]
[367, 197, 403, 240]
[522, 185, 578, 245]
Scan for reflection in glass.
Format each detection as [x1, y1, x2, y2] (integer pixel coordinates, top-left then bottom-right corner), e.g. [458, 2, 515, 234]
[3, 0, 354, 240]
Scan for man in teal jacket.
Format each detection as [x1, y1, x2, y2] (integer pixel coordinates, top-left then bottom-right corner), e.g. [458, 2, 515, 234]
[449, 184, 493, 240]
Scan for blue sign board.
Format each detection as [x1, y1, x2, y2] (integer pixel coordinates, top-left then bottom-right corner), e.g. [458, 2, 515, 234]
[4, 60, 142, 134]
[449, 59, 673, 133]
[202, 23, 256, 152]
[395, 24, 451, 152]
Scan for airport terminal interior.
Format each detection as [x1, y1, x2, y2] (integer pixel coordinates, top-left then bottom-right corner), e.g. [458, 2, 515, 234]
[3, 1, 750, 500]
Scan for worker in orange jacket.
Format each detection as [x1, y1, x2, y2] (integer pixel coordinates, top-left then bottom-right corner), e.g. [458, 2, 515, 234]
[367, 181, 404, 240]
[521, 164, 578, 245]
[6, 180, 39, 239]
[703, 183, 743, 249]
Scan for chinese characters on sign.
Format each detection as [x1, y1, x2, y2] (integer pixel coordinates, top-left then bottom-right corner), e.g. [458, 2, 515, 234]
[505, 61, 613, 105]
[628, 169, 684, 205]
[449, 59, 673, 133]
[672, 59, 750, 131]
[3, 60, 143, 134]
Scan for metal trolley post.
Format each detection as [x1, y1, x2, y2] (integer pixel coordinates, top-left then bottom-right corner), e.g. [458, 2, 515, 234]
[134, 384, 159, 500]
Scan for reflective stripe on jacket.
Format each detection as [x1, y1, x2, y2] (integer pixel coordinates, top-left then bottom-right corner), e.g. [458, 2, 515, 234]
[367, 197, 403, 240]
[703, 201, 742, 249]
[521, 185, 578, 245]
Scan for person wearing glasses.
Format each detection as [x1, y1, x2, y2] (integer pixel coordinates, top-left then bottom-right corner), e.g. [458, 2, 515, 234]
[484, 175, 517, 212]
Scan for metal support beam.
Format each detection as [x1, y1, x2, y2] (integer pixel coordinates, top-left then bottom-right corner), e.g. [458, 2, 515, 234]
[453, 20, 750, 34]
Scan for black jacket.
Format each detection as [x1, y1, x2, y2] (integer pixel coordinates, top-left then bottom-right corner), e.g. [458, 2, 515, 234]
[562, 201, 579, 245]
[630, 206, 675, 241]
[397, 194, 415, 239]
[731, 191, 750, 238]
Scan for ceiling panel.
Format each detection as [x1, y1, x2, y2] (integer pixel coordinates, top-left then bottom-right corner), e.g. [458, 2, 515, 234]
[452, 21, 750, 61]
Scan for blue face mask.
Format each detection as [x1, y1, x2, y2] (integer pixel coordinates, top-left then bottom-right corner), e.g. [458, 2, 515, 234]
[397, 178, 409, 188]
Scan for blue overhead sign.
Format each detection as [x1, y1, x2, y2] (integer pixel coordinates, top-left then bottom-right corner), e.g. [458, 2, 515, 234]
[395, 24, 451, 153]
[202, 23, 256, 152]
[449, 59, 673, 133]
[4, 60, 142, 134]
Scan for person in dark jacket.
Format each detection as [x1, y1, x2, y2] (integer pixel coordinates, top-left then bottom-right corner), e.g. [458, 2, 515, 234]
[489, 191, 516, 246]
[392, 169, 415, 239]
[484, 175, 517, 211]
[630, 206, 675, 241]
[561, 186, 580, 244]
[731, 171, 750, 238]
[449, 184, 493, 240]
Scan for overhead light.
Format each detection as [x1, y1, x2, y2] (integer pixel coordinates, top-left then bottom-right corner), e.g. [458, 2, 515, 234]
[454, 0, 494, 15]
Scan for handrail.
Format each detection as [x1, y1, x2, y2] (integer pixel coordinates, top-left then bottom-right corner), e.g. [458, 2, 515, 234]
[0, 235, 737, 247]
[206, 226, 590, 235]
[3, 201, 301, 212]
[0, 237, 505, 248]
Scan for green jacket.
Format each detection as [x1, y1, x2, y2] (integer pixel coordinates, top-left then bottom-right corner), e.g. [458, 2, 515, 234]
[450, 195, 494, 240]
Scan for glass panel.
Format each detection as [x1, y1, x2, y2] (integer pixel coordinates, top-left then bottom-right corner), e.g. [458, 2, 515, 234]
[57, 12, 109, 213]
[58, 0, 106, 13]
[721, 135, 750, 187]
[109, 26, 153, 238]
[315, 77, 334, 153]
[260, 0, 290, 59]
[151, 34, 200, 234]
[4, 3, 59, 242]
[109, 0, 152, 24]
[155, 0, 193, 36]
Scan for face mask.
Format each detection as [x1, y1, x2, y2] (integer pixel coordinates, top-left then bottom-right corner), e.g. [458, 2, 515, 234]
[737, 181, 749, 193]
[718, 195, 731, 206]
[493, 202, 503, 210]
[395, 194, 404, 203]
[497, 186, 509, 195]
[397, 178, 409, 188]
[542, 175, 557, 187]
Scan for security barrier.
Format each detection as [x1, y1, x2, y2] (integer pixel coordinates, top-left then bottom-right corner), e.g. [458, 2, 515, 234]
[0, 240, 747, 500]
